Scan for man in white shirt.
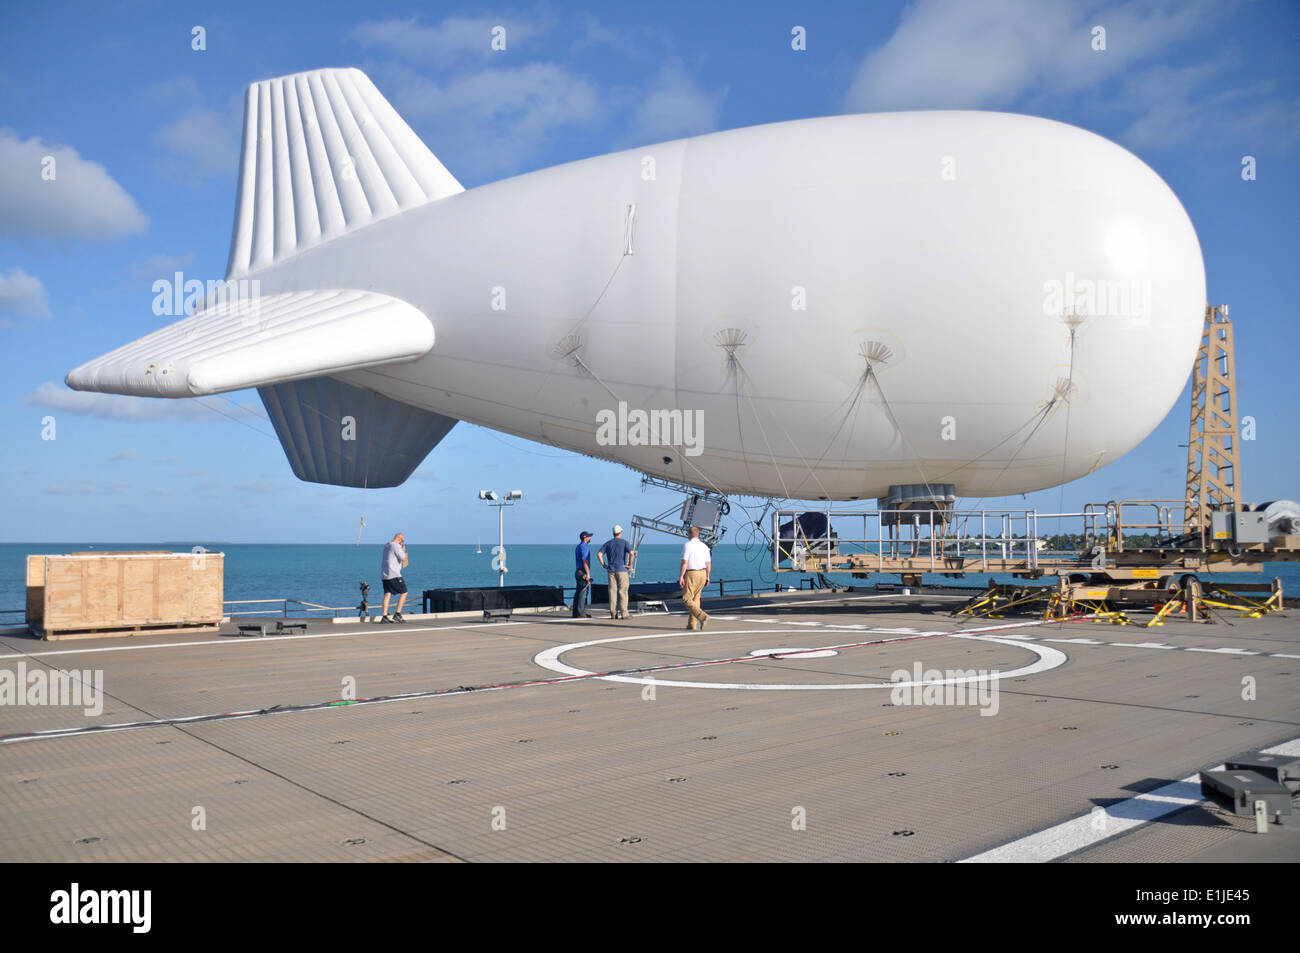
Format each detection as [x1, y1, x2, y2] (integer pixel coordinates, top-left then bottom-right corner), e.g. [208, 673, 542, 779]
[379, 532, 409, 624]
[678, 525, 711, 631]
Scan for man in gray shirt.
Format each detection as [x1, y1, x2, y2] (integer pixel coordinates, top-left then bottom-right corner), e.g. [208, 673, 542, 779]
[380, 532, 409, 623]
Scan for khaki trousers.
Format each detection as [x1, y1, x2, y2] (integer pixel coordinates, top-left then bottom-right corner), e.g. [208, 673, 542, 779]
[610, 571, 630, 618]
[682, 569, 708, 628]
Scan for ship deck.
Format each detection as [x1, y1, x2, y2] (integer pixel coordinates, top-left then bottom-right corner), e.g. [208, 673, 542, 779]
[1, 590, 1297, 863]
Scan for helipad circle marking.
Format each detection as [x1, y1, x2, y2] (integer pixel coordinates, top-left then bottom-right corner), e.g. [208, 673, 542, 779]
[750, 648, 840, 659]
[532, 628, 1066, 691]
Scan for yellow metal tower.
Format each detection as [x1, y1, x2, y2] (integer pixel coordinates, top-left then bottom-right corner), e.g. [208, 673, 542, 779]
[1184, 305, 1241, 536]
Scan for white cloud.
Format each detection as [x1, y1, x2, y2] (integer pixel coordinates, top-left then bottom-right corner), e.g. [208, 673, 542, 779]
[106, 449, 139, 462]
[42, 481, 129, 496]
[352, 13, 723, 175]
[134, 251, 196, 279]
[624, 62, 726, 146]
[1217, 95, 1300, 153]
[352, 14, 545, 62]
[27, 381, 265, 421]
[385, 62, 604, 175]
[153, 108, 241, 183]
[845, 0, 1080, 111]
[839, 0, 1294, 154]
[1120, 67, 1300, 151]
[0, 128, 148, 240]
[843, 0, 1224, 112]
[233, 479, 281, 493]
[0, 267, 51, 320]
[569, 14, 621, 53]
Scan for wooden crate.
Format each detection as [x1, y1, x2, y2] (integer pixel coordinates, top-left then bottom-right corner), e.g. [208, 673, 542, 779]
[26, 551, 224, 640]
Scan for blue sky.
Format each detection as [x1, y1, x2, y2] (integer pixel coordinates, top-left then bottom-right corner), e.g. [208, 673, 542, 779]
[1, 0, 1297, 545]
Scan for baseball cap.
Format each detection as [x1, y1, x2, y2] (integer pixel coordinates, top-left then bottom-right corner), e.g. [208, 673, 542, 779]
[612, 524, 623, 534]
[580, 530, 592, 539]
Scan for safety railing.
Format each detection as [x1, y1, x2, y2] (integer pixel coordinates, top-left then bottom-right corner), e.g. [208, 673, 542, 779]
[771, 508, 1056, 574]
[559, 578, 761, 605]
[224, 598, 357, 619]
[225, 581, 773, 620]
[713, 578, 755, 597]
[1083, 499, 1190, 551]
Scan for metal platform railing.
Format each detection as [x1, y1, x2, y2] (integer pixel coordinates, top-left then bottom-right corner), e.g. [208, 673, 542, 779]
[224, 598, 356, 619]
[770, 499, 1298, 578]
[1083, 499, 1192, 550]
[772, 507, 1057, 574]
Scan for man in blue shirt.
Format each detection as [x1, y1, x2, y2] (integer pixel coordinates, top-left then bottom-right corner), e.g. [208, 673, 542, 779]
[572, 530, 593, 618]
[598, 524, 636, 620]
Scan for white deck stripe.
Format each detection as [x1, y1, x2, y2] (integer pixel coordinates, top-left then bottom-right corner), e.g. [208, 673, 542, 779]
[0, 615, 1040, 661]
[961, 737, 1300, 862]
[0, 620, 532, 659]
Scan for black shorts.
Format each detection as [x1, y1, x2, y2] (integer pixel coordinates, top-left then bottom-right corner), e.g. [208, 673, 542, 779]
[382, 577, 407, 595]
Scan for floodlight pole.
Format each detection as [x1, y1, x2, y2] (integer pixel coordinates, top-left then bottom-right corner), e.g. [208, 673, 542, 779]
[479, 490, 523, 587]
[497, 504, 505, 587]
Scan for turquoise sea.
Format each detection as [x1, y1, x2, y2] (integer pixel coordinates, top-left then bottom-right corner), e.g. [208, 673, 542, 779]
[0, 542, 779, 619]
[4, 541, 1297, 621]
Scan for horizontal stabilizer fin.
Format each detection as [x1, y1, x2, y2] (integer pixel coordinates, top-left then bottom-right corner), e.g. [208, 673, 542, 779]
[260, 375, 456, 488]
[65, 289, 434, 398]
